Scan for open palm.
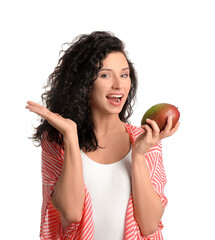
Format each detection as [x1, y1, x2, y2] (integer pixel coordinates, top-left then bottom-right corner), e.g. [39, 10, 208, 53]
[26, 101, 77, 137]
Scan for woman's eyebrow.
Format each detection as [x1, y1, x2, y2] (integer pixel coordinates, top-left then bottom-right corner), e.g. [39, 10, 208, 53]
[99, 68, 112, 72]
[99, 67, 129, 72]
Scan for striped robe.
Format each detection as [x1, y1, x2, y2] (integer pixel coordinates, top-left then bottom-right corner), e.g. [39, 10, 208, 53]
[40, 123, 167, 240]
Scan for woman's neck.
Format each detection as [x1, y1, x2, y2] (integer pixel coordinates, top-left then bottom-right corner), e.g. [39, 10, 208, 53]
[93, 114, 125, 138]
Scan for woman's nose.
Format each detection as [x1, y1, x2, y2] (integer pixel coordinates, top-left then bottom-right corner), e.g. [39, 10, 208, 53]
[112, 75, 122, 89]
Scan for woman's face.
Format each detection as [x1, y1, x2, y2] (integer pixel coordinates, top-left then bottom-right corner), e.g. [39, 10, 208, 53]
[90, 51, 131, 116]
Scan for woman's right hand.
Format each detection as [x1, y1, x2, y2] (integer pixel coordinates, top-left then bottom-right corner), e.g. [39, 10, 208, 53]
[26, 101, 77, 138]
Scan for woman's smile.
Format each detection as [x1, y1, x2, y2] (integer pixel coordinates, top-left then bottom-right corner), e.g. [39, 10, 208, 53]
[106, 93, 124, 106]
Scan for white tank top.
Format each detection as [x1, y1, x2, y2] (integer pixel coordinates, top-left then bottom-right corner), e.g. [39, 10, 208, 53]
[81, 148, 132, 240]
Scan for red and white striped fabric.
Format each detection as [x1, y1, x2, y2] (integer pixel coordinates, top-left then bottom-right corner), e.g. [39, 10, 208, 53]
[40, 123, 167, 240]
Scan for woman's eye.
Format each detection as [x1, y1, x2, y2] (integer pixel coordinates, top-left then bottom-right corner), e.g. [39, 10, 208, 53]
[101, 74, 110, 78]
[121, 73, 129, 78]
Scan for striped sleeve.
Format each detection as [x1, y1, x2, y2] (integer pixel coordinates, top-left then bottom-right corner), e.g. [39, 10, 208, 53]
[144, 141, 168, 209]
[40, 132, 64, 239]
[39, 134, 70, 239]
[143, 141, 168, 235]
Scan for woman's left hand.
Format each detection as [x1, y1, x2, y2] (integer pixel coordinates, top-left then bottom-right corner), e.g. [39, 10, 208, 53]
[132, 116, 180, 156]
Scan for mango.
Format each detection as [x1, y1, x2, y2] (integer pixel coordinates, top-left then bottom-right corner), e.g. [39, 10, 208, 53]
[141, 103, 180, 131]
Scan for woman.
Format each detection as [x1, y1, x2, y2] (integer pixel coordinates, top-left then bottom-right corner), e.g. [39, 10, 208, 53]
[26, 31, 179, 240]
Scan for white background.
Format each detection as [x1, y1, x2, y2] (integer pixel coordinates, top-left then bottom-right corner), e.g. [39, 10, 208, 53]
[1, 0, 215, 239]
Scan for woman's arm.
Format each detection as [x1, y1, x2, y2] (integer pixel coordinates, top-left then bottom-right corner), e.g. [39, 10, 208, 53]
[26, 101, 85, 223]
[51, 133, 85, 223]
[132, 153, 164, 236]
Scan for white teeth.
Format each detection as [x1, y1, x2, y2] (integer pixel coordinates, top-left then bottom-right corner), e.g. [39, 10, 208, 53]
[107, 95, 123, 98]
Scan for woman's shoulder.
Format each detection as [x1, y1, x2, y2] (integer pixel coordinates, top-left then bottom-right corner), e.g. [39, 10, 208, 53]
[124, 122, 144, 145]
[124, 122, 144, 136]
[124, 122, 143, 132]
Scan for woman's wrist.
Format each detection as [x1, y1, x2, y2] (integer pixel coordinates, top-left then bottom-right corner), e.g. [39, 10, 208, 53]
[63, 130, 79, 148]
[132, 146, 148, 160]
[132, 151, 146, 164]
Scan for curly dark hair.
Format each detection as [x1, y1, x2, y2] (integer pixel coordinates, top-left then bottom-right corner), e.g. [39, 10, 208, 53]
[32, 31, 138, 152]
